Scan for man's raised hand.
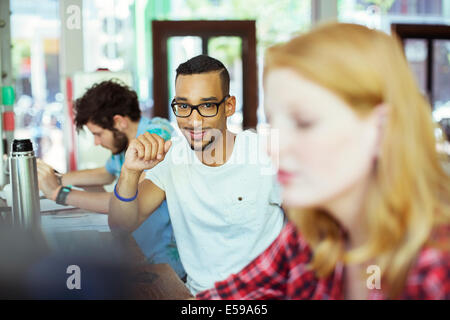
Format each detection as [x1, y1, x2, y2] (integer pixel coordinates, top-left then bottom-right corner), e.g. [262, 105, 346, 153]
[123, 132, 171, 173]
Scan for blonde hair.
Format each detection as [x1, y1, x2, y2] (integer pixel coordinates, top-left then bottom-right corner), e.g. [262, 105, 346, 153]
[264, 23, 450, 298]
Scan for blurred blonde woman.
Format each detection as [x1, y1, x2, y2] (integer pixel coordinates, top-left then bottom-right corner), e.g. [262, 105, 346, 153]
[197, 23, 450, 300]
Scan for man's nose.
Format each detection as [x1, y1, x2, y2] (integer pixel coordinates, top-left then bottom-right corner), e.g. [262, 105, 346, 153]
[188, 109, 203, 127]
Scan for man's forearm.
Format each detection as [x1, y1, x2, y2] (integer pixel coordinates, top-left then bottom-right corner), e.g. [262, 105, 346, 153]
[65, 190, 112, 214]
[62, 168, 115, 187]
[108, 169, 142, 232]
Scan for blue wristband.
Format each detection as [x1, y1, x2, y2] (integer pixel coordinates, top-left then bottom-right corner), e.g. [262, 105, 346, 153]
[114, 184, 138, 202]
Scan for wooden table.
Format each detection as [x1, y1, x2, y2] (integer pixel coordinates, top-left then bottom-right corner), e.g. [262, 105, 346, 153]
[41, 208, 193, 300]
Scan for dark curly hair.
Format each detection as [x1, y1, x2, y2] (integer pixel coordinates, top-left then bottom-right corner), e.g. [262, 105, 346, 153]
[176, 55, 230, 96]
[73, 79, 141, 130]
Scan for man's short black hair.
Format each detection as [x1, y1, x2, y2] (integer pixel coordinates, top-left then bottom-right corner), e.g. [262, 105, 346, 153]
[74, 79, 141, 131]
[175, 55, 230, 96]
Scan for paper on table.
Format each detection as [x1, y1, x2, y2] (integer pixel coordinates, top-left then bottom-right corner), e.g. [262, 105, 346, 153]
[0, 187, 78, 212]
[41, 213, 110, 232]
[40, 198, 76, 212]
[39, 186, 89, 212]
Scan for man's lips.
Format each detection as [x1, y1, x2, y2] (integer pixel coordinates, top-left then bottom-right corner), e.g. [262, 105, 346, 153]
[186, 129, 206, 140]
[277, 169, 295, 185]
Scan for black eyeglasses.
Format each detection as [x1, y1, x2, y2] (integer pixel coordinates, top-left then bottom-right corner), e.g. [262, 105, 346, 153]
[171, 95, 230, 118]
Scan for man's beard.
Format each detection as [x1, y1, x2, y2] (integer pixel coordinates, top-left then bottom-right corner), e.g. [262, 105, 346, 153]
[189, 135, 215, 151]
[112, 129, 129, 155]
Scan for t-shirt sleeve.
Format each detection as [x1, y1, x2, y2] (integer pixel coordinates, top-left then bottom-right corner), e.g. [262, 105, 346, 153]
[145, 155, 169, 191]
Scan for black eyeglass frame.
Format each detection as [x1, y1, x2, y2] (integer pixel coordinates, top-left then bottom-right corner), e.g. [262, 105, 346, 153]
[170, 95, 230, 118]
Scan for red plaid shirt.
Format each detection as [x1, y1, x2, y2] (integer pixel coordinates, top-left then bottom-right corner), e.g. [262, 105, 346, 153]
[196, 222, 450, 300]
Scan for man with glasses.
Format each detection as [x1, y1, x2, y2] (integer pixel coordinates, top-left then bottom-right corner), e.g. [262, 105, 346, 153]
[109, 55, 284, 294]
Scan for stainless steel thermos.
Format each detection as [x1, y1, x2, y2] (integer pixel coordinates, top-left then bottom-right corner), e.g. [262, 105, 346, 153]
[9, 139, 41, 228]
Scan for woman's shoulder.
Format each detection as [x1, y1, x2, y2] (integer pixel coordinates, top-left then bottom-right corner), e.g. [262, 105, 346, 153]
[403, 241, 450, 299]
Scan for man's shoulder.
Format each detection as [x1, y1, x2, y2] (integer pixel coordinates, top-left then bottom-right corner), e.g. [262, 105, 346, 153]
[237, 129, 270, 144]
[138, 116, 175, 136]
[234, 129, 258, 150]
[234, 129, 276, 172]
[239, 129, 257, 137]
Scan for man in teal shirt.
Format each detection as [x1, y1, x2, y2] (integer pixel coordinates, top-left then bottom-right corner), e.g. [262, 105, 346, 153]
[37, 80, 185, 278]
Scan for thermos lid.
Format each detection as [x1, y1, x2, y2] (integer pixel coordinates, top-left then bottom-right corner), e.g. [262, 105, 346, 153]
[12, 139, 34, 152]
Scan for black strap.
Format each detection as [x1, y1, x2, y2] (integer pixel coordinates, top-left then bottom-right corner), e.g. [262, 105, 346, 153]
[55, 186, 72, 205]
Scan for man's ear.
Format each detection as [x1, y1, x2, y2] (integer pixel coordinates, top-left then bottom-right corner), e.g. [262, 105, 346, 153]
[225, 96, 236, 117]
[113, 115, 127, 131]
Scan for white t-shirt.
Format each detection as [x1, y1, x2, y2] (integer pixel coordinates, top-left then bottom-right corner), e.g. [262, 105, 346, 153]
[145, 130, 284, 294]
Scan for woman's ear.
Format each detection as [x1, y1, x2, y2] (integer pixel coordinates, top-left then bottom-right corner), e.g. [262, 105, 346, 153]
[372, 103, 389, 158]
[225, 96, 236, 117]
